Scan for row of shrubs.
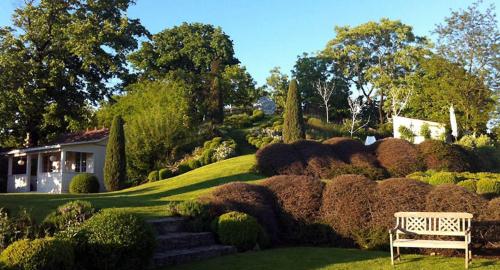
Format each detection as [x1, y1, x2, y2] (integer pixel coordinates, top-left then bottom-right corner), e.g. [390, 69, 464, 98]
[178, 175, 499, 252]
[224, 109, 266, 129]
[407, 171, 500, 197]
[148, 137, 238, 182]
[256, 137, 500, 180]
[0, 201, 155, 270]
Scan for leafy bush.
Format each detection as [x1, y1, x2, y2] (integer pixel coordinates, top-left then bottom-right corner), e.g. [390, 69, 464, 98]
[147, 170, 159, 182]
[213, 211, 267, 251]
[77, 210, 156, 270]
[328, 164, 387, 180]
[251, 109, 265, 121]
[188, 159, 201, 170]
[166, 200, 212, 232]
[398, 126, 415, 143]
[159, 168, 173, 180]
[425, 184, 487, 217]
[225, 113, 252, 128]
[256, 143, 305, 176]
[373, 178, 432, 229]
[420, 123, 432, 139]
[476, 179, 500, 195]
[69, 173, 99, 194]
[0, 238, 74, 270]
[42, 201, 95, 235]
[213, 140, 237, 161]
[324, 137, 378, 168]
[417, 140, 473, 172]
[351, 227, 388, 250]
[457, 179, 477, 193]
[428, 172, 460, 186]
[321, 175, 377, 244]
[262, 175, 325, 243]
[209, 182, 279, 243]
[246, 127, 282, 149]
[406, 171, 431, 183]
[371, 138, 424, 177]
[292, 140, 345, 178]
[486, 198, 500, 220]
[0, 208, 38, 250]
[177, 162, 191, 174]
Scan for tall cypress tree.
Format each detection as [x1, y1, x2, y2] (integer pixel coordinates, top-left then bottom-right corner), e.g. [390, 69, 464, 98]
[104, 115, 126, 191]
[283, 79, 305, 143]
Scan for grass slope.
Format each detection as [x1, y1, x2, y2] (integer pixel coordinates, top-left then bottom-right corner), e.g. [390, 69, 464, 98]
[167, 247, 500, 270]
[0, 154, 262, 221]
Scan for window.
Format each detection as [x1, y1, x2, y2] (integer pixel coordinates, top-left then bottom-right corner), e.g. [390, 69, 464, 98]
[66, 152, 88, 173]
[42, 153, 60, 173]
[12, 156, 26, 175]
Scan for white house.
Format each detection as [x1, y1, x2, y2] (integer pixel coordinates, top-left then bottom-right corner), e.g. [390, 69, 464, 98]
[2, 128, 108, 193]
[393, 116, 445, 144]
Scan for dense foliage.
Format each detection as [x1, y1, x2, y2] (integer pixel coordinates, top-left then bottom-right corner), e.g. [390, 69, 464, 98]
[42, 201, 95, 235]
[282, 79, 305, 143]
[104, 115, 127, 191]
[213, 211, 267, 251]
[69, 173, 100, 194]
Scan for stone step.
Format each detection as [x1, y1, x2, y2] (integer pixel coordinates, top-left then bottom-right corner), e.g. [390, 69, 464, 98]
[153, 245, 237, 267]
[156, 232, 215, 251]
[148, 217, 185, 234]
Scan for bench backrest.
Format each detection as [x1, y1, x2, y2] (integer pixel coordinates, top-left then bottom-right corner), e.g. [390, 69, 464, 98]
[394, 212, 472, 236]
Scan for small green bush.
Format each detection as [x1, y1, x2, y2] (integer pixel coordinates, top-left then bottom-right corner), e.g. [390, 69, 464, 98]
[351, 227, 388, 250]
[406, 171, 431, 183]
[0, 238, 74, 270]
[177, 162, 191, 174]
[188, 159, 201, 170]
[428, 172, 460, 186]
[213, 211, 267, 251]
[420, 124, 432, 139]
[78, 210, 156, 270]
[147, 170, 159, 182]
[398, 126, 415, 143]
[251, 109, 265, 121]
[166, 200, 212, 232]
[42, 200, 95, 235]
[69, 173, 99, 194]
[158, 168, 173, 180]
[476, 179, 500, 195]
[457, 179, 477, 193]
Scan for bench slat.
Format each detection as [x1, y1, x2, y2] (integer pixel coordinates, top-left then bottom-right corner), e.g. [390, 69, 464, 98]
[394, 212, 473, 219]
[393, 239, 467, 249]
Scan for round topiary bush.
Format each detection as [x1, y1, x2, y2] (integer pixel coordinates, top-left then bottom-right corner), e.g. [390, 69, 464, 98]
[79, 210, 156, 270]
[256, 143, 305, 176]
[261, 175, 325, 243]
[158, 168, 173, 180]
[69, 173, 99, 194]
[209, 182, 279, 243]
[0, 238, 74, 270]
[328, 164, 387, 180]
[373, 178, 433, 229]
[292, 140, 345, 178]
[213, 211, 267, 251]
[425, 184, 487, 217]
[417, 140, 473, 172]
[323, 137, 378, 168]
[321, 174, 377, 240]
[148, 170, 159, 182]
[428, 172, 460, 186]
[371, 138, 425, 177]
[457, 179, 477, 193]
[476, 179, 500, 196]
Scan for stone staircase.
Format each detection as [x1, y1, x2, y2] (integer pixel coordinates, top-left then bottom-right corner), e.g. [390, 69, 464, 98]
[148, 217, 237, 267]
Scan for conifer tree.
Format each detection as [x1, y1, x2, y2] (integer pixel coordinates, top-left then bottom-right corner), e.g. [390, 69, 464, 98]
[104, 115, 126, 191]
[283, 79, 305, 143]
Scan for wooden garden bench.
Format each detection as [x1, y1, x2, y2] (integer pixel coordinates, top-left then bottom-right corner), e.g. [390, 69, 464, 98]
[389, 212, 473, 268]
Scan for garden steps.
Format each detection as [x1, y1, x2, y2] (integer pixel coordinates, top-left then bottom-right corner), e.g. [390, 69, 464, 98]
[148, 217, 237, 267]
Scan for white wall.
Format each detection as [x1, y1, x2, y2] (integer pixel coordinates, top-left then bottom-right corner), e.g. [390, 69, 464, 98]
[393, 116, 446, 144]
[37, 172, 62, 193]
[7, 175, 29, 192]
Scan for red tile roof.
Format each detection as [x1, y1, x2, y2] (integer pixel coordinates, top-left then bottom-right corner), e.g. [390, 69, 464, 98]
[51, 128, 109, 145]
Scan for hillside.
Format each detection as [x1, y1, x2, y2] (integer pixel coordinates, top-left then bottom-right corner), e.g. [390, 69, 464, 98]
[0, 155, 262, 221]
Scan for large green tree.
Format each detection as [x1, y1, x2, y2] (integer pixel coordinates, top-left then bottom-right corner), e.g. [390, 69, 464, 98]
[0, 0, 147, 147]
[282, 79, 305, 143]
[321, 18, 429, 123]
[104, 115, 127, 191]
[265, 67, 290, 112]
[221, 64, 261, 110]
[129, 22, 239, 124]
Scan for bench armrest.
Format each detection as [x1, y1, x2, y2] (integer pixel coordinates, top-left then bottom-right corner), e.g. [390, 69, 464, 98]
[389, 225, 400, 234]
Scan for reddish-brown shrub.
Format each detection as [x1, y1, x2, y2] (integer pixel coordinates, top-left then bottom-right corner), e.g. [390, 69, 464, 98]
[323, 137, 378, 168]
[425, 184, 488, 217]
[417, 140, 473, 172]
[373, 178, 433, 229]
[321, 174, 377, 239]
[292, 140, 345, 178]
[328, 164, 387, 180]
[208, 182, 280, 242]
[262, 175, 326, 243]
[371, 138, 425, 177]
[486, 198, 500, 221]
[256, 143, 305, 176]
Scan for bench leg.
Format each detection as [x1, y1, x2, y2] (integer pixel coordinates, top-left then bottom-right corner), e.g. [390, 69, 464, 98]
[396, 247, 400, 261]
[465, 246, 469, 269]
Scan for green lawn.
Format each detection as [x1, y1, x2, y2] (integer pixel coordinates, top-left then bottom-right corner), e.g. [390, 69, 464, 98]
[166, 247, 500, 270]
[0, 154, 262, 221]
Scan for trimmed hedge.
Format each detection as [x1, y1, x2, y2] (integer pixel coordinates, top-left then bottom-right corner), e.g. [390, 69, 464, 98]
[292, 140, 345, 178]
[147, 170, 159, 182]
[159, 168, 173, 180]
[78, 210, 156, 270]
[425, 184, 487, 217]
[428, 172, 460, 186]
[256, 143, 305, 176]
[371, 138, 424, 177]
[329, 164, 387, 180]
[417, 140, 473, 172]
[0, 238, 74, 270]
[457, 179, 477, 193]
[69, 173, 99, 194]
[476, 179, 500, 195]
[213, 211, 267, 251]
[323, 137, 378, 168]
[261, 175, 325, 243]
[209, 182, 280, 243]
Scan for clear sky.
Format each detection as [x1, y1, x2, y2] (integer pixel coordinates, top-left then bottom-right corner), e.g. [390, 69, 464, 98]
[0, 0, 497, 86]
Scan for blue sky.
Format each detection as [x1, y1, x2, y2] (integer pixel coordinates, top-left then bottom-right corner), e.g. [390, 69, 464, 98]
[0, 0, 497, 86]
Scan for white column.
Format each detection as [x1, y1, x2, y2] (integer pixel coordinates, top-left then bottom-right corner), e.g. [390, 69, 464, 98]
[37, 153, 43, 175]
[26, 155, 31, 176]
[60, 150, 66, 173]
[7, 156, 12, 176]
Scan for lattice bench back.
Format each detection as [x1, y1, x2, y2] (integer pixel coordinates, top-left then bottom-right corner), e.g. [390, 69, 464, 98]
[394, 212, 472, 236]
